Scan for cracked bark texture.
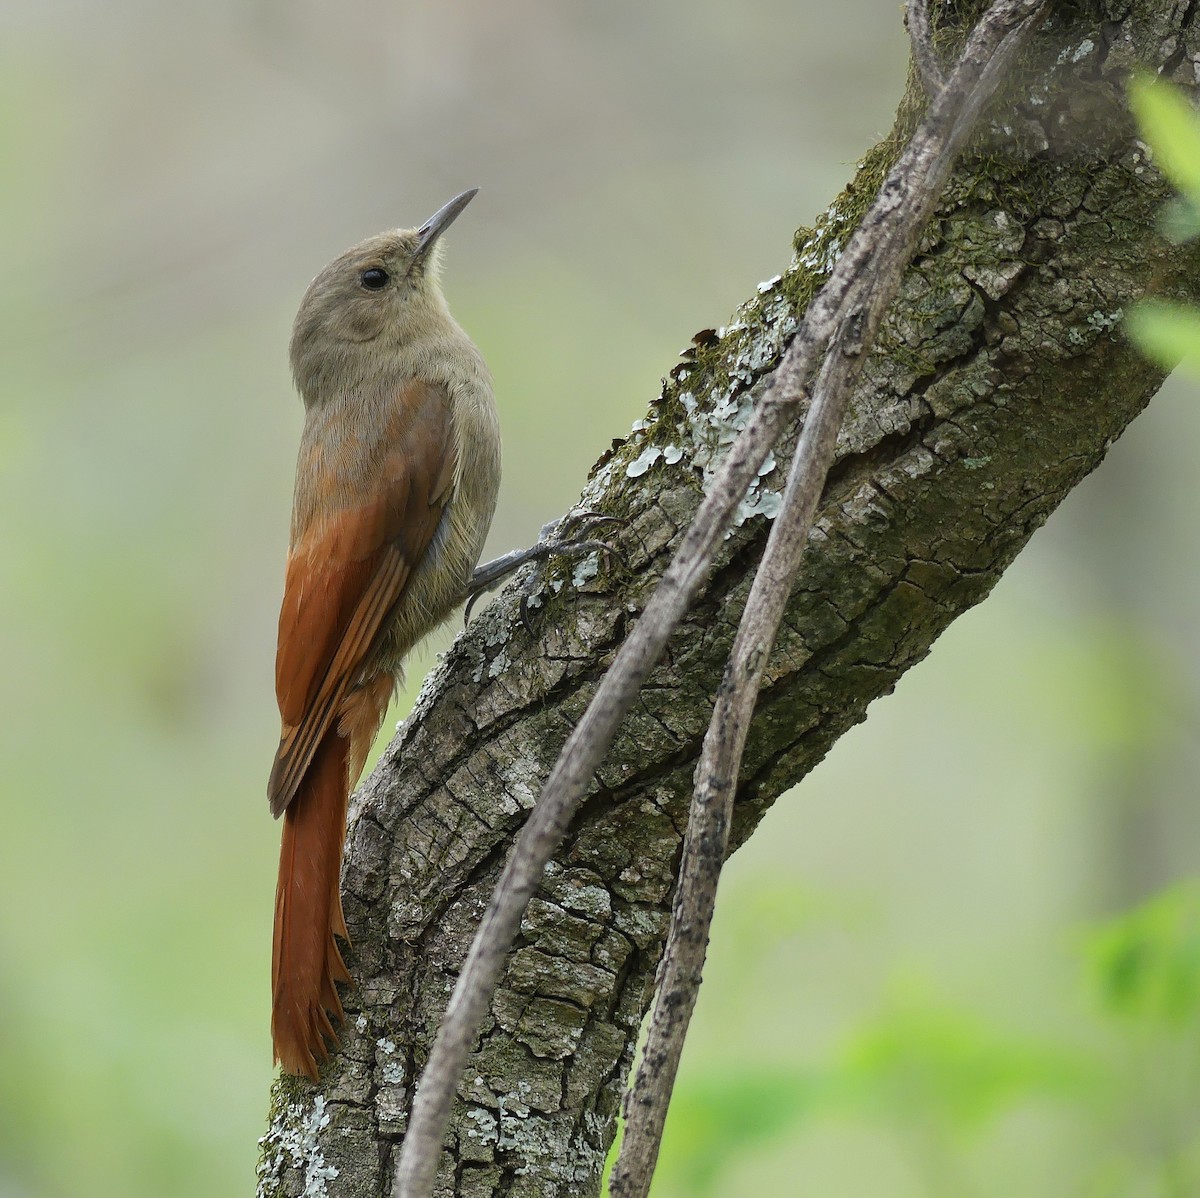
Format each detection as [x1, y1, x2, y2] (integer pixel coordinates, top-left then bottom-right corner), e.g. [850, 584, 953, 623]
[258, 4, 1200, 1195]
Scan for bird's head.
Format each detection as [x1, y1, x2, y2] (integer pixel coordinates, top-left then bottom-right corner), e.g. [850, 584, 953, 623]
[290, 188, 478, 396]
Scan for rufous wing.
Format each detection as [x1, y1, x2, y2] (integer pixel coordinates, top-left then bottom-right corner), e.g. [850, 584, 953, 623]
[268, 379, 457, 816]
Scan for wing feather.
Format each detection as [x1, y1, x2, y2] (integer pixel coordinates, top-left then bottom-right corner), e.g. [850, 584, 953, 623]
[268, 379, 455, 816]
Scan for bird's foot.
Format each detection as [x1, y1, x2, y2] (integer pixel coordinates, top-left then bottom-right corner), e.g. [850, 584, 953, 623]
[464, 511, 624, 627]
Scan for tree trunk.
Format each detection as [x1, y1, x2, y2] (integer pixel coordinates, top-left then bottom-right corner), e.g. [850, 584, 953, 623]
[257, 4, 1200, 1194]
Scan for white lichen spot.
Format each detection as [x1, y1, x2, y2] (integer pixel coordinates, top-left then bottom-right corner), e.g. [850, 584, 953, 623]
[746, 338, 777, 372]
[374, 1085, 406, 1129]
[737, 488, 785, 522]
[757, 273, 782, 293]
[662, 444, 684, 465]
[1056, 38, 1095, 64]
[798, 234, 843, 275]
[487, 648, 508, 679]
[381, 1059, 405, 1085]
[1087, 308, 1124, 333]
[355, 1015, 368, 1034]
[625, 445, 663, 478]
[256, 1094, 338, 1198]
[376, 1038, 397, 1054]
[465, 1105, 499, 1145]
[494, 1089, 539, 1153]
[571, 553, 600, 587]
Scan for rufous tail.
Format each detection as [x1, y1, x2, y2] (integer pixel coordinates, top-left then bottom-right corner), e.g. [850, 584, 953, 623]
[271, 729, 352, 1080]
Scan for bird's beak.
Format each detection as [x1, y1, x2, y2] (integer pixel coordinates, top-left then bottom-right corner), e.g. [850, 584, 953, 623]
[413, 188, 479, 265]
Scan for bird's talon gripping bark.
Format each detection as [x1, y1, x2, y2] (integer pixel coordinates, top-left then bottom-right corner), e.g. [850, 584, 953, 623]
[463, 510, 624, 627]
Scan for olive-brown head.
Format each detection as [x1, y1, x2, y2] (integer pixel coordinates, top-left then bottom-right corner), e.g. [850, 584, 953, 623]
[289, 188, 478, 402]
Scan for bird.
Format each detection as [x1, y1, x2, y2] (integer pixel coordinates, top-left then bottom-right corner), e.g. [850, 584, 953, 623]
[268, 189, 501, 1080]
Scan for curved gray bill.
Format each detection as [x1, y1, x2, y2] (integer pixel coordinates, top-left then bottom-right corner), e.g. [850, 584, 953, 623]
[414, 188, 479, 261]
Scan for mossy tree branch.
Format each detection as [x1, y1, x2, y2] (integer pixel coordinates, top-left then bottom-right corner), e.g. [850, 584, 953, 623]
[258, 3, 1200, 1195]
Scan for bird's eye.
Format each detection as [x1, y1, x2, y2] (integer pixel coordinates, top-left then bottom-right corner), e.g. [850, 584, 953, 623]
[360, 267, 390, 291]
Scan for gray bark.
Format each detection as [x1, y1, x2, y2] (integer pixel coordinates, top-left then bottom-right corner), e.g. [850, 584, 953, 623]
[257, 3, 1200, 1195]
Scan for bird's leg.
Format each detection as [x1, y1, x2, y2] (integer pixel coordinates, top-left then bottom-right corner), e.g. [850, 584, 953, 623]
[464, 511, 624, 626]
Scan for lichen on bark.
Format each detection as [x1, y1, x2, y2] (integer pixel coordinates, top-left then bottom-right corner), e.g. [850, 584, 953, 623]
[258, 4, 1200, 1195]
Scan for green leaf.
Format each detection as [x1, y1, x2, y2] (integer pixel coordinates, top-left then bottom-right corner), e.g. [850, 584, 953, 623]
[839, 988, 1090, 1134]
[1128, 75, 1200, 211]
[1089, 880, 1200, 1026]
[1125, 300, 1200, 380]
[648, 1068, 825, 1194]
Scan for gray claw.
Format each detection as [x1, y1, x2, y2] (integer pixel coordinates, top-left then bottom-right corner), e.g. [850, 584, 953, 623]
[464, 508, 625, 630]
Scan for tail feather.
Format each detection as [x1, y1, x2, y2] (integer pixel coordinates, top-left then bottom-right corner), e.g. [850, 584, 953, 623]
[271, 729, 353, 1081]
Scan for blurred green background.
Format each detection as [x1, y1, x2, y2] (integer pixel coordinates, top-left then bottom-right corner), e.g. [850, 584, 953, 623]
[2, 3, 1198, 1196]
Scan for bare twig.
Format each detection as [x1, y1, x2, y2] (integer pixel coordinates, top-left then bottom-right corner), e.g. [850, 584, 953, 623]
[607, 4, 1048, 1193]
[906, 0, 947, 96]
[392, 3, 1046, 1194]
[606, 336, 867, 1196]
